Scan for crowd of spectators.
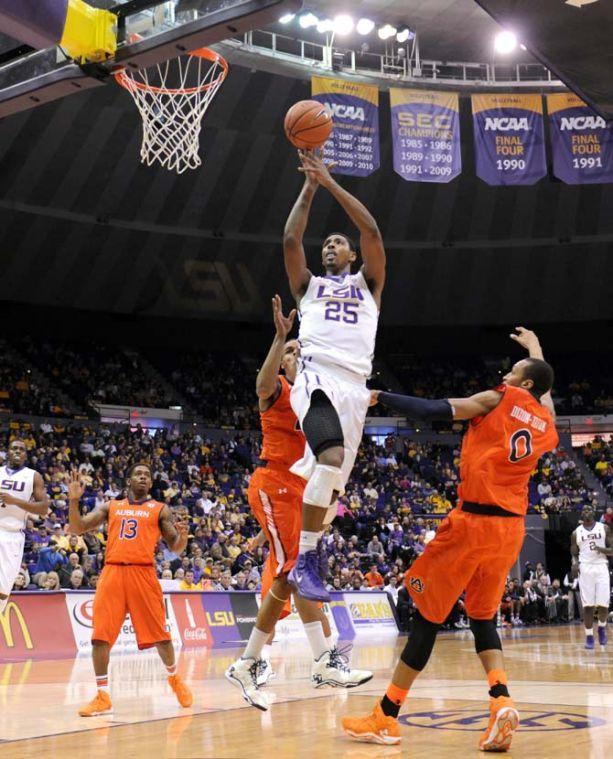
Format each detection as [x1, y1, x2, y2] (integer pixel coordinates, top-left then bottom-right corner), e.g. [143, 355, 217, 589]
[2, 418, 602, 619]
[582, 436, 613, 500]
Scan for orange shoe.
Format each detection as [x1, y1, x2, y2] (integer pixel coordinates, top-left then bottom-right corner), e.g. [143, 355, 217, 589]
[168, 674, 193, 708]
[78, 690, 113, 717]
[479, 696, 519, 752]
[342, 701, 402, 745]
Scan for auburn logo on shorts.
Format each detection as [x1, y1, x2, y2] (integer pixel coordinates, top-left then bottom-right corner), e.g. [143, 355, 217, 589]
[409, 576, 425, 594]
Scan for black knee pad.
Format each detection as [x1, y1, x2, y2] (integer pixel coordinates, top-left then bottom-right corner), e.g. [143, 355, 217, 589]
[470, 616, 502, 653]
[400, 610, 440, 671]
[302, 390, 344, 457]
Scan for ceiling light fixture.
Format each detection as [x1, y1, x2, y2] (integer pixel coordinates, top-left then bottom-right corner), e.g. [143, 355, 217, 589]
[494, 30, 517, 54]
[316, 18, 334, 33]
[378, 24, 397, 41]
[278, 13, 295, 24]
[356, 18, 375, 35]
[298, 12, 319, 29]
[333, 14, 354, 35]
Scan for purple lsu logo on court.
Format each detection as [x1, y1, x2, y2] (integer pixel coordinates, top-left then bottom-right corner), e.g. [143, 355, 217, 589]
[0, 480, 25, 492]
[399, 709, 607, 732]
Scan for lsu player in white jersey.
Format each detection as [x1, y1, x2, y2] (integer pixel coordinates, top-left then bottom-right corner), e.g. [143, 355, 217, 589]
[283, 150, 385, 602]
[571, 506, 611, 649]
[0, 439, 50, 612]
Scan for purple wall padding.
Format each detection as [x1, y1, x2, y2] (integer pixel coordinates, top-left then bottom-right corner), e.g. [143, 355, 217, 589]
[0, 0, 69, 49]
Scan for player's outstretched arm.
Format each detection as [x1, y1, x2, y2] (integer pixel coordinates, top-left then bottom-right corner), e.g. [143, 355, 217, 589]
[283, 159, 317, 300]
[510, 327, 556, 418]
[256, 295, 296, 407]
[372, 388, 502, 422]
[299, 150, 386, 301]
[159, 505, 189, 555]
[67, 470, 109, 534]
[0, 471, 50, 516]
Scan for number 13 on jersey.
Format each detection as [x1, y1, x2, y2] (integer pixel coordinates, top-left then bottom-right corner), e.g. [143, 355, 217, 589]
[119, 517, 138, 540]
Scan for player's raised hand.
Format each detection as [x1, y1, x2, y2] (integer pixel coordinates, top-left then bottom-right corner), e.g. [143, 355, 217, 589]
[175, 520, 189, 538]
[68, 469, 85, 501]
[510, 326, 541, 353]
[369, 389, 380, 407]
[272, 294, 296, 339]
[298, 149, 337, 188]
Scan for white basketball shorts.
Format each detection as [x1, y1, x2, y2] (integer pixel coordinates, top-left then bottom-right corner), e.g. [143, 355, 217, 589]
[0, 530, 25, 595]
[579, 563, 611, 608]
[289, 361, 371, 496]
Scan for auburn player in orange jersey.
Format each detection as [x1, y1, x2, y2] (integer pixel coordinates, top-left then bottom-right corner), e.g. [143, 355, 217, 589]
[343, 328, 559, 752]
[68, 464, 193, 717]
[226, 296, 371, 711]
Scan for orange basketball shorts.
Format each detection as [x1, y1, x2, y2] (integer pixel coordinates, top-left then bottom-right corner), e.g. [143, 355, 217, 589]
[405, 508, 525, 624]
[248, 465, 304, 578]
[261, 554, 292, 619]
[92, 564, 170, 650]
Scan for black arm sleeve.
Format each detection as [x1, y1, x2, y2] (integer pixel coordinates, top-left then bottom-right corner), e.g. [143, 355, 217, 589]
[377, 392, 453, 422]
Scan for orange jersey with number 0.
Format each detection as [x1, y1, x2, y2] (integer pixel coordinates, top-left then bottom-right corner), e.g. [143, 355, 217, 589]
[105, 498, 164, 565]
[458, 384, 558, 516]
[259, 376, 305, 467]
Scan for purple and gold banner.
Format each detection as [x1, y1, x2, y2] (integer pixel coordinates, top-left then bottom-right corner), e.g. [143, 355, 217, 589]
[547, 93, 613, 185]
[390, 89, 461, 183]
[311, 76, 379, 177]
[472, 94, 546, 186]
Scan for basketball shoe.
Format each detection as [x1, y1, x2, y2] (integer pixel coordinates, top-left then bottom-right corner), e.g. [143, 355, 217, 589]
[598, 626, 607, 646]
[585, 634, 595, 650]
[168, 674, 193, 707]
[479, 696, 519, 752]
[225, 657, 269, 711]
[78, 690, 113, 717]
[256, 658, 276, 686]
[341, 701, 402, 745]
[311, 648, 373, 688]
[288, 550, 330, 602]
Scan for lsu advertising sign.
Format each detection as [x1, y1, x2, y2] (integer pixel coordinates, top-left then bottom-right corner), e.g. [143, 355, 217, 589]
[472, 94, 547, 185]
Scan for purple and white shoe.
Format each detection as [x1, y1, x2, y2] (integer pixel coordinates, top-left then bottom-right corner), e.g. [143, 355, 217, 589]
[585, 634, 594, 650]
[598, 626, 607, 646]
[288, 550, 331, 602]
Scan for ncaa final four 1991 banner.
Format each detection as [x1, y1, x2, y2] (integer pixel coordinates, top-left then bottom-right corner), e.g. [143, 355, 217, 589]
[547, 92, 613, 184]
[390, 89, 461, 183]
[311, 76, 380, 177]
[472, 94, 546, 186]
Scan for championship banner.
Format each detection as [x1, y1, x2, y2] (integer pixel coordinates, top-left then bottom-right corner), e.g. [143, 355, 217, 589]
[547, 93, 613, 185]
[311, 76, 380, 177]
[390, 89, 461, 183]
[472, 94, 546, 185]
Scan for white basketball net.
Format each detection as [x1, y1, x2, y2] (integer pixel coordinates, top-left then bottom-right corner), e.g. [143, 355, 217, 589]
[115, 49, 228, 174]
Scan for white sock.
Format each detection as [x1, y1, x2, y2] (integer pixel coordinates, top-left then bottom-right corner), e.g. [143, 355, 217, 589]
[585, 626, 594, 637]
[298, 530, 321, 555]
[325, 635, 335, 650]
[262, 643, 273, 661]
[95, 674, 109, 694]
[303, 621, 328, 660]
[598, 620, 607, 627]
[165, 663, 177, 676]
[243, 627, 269, 660]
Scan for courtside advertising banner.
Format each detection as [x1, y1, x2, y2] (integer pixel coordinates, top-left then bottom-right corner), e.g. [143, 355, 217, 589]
[390, 89, 461, 183]
[66, 592, 182, 654]
[472, 94, 547, 185]
[548, 93, 613, 184]
[311, 76, 380, 177]
[343, 591, 398, 633]
[0, 592, 76, 661]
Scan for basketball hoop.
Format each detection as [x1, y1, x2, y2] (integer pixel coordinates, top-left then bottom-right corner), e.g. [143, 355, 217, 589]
[115, 48, 228, 174]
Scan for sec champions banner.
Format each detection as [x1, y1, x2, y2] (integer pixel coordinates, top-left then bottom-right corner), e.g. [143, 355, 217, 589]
[311, 76, 380, 177]
[390, 89, 461, 183]
[548, 93, 613, 185]
[472, 94, 546, 186]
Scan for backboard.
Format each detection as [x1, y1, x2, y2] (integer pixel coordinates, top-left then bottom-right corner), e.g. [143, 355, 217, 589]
[0, 0, 302, 118]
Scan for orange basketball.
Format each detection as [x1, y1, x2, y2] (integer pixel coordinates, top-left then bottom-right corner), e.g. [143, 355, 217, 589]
[284, 100, 333, 150]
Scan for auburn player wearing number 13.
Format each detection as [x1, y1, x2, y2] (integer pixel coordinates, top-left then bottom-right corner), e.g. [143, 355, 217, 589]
[343, 327, 558, 752]
[68, 465, 193, 717]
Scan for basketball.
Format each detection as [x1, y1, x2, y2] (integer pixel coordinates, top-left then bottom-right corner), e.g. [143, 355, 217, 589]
[284, 100, 333, 150]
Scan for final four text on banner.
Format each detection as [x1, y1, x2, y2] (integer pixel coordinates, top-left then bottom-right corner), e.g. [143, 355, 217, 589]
[547, 93, 613, 185]
[389, 89, 461, 183]
[472, 94, 546, 186]
[311, 76, 380, 177]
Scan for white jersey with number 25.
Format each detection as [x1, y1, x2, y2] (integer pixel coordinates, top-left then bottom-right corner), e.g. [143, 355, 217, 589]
[297, 269, 379, 381]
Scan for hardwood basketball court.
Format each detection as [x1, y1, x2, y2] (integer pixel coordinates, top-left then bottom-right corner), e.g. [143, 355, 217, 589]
[0, 624, 610, 758]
